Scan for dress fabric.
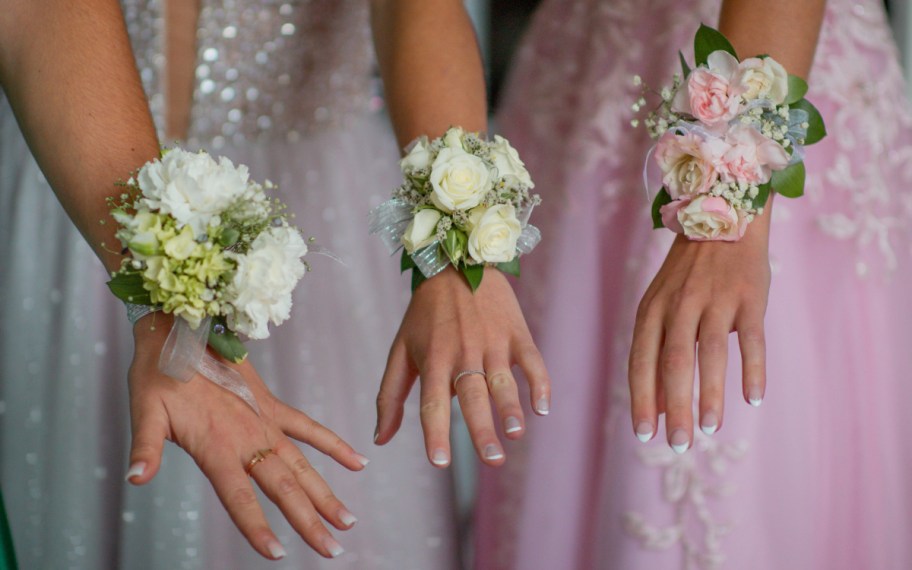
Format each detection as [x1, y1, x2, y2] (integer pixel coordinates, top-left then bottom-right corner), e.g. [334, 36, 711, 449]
[474, 1, 912, 569]
[0, 1, 459, 569]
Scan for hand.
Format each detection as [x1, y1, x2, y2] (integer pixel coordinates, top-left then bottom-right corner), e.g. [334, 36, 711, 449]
[374, 266, 550, 467]
[628, 226, 771, 452]
[125, 314, 367, 560]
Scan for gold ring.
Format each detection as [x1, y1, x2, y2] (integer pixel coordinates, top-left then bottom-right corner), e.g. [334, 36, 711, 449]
[453, 369, 486, 391]
[244, 448, 276, 477]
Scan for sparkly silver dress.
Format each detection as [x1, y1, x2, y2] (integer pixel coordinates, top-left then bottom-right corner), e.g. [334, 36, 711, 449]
[0, 1, 459, 568]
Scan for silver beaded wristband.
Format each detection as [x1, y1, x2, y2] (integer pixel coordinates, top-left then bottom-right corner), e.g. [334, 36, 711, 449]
[126, 302, 159, 326]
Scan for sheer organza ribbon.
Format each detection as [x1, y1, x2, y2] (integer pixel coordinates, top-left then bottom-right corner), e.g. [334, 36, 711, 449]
[159, 316, 260, 414]
[368, 198, 542, 278]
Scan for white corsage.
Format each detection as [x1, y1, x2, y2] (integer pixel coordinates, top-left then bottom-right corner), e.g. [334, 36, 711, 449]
[369, 127, 541, 291]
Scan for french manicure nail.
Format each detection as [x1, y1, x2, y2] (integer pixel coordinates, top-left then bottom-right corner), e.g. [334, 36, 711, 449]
[267, 539, 286, 560]
[354, 454, 370, 467]
[535, 397, 550, 415]
[483, 444, 504, 461]
[431, 449, 450, 466]
[373, 428, 380, 443]
[701, 412, 719, 436]
[504, 416, 522, 434]
[748, 387, 763, 407]
[339, 509, 358, 527]
[634, 421, 654, 443]
[125, 462, 146, 482]
[323, 536, 345, 558]
[670, 429, 690, 454]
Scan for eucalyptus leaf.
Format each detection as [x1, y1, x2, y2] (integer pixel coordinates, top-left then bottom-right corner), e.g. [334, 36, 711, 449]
[497, 257, 521, 277]
[771, 162, 806, 198]
[694, 24, 738, 66]
[754, 182, 772, 209]
[208, 321, 248, 363]
[107, 271, 152, 305]
[651, 187, 673, 229]
[461, 264, 484, 292]
[785, 75, 808, 105]
[791, 99, 827, 145]
[400, 249, 417, 273]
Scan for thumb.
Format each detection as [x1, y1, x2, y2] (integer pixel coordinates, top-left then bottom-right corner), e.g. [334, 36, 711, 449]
[126, 403, 169, 485]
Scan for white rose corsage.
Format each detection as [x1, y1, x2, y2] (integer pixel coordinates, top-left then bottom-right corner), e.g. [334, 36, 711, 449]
[633, 25, 827, 241]
[106, 148, 310, 410]
[369, 127, 541, 291]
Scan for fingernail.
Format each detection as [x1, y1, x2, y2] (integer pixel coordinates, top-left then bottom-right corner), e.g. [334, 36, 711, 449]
[354, 454, 370, 467]
[267, 539, 286, 560]
[125, 462, 146, 482]
[339, 509, 358, 527]
[504, 416, 522, 434]
[431, 449, 450, 466]
[634, 421, 654, 443]
[535, 397, 550, 415]
[483, 444, 504, 461]
[670, 429, 690, 454]
[748, 387, 763, 407]
[373, 428, 380, 444]
[701, 412, 719, 436]
[323, 536, 345, 558]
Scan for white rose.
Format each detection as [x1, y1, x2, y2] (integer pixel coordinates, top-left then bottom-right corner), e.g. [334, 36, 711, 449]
[401, 209, 442, 253]
[489, 135, 534, 188]
[467, 205, 522, 263]
[399, 136, 433, 172]
[225, 226, 308, 339]
[736, 57, 788, 104]
[443, 126, 466, 149]
[429, 147, 492, 212]
[138, 149, 250, 238]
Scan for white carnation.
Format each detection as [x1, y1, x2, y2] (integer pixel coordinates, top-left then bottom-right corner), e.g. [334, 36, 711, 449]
[489, 135, 534, 188]
[138, 149, 250, 238]
[224, 226, 308, 340]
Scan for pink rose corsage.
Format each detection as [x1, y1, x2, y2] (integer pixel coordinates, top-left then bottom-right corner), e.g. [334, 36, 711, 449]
[632, 25, 827, 241]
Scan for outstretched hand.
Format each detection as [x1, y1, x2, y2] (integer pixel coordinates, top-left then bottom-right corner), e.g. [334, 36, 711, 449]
[125, 315, 368, 560]
[375, 266, 550, 467]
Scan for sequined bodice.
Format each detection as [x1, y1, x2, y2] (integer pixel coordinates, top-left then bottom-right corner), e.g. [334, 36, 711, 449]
[121, 0, 377, 148]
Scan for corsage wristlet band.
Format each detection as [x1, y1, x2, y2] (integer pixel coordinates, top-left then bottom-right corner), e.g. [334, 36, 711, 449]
[369, 126, 542, 292]
[106, 148, 312, 412]
[635, 25, 827, 241]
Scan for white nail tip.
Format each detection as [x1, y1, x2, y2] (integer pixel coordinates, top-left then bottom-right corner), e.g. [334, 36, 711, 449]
[636, 431, 653, 443]
[355, 454, 370, 467]
[339, 511, 358, 526]
[483, 445, 505, 461]
[325, 539, 345, 558]
[505, 426, 522, 434]
[671, 443, 689, 454]
[535, 398, 550, 415]
[267, 542, 287, 559]
[701, 424, 718, 436]
[431, 450, 449, 466]
[749, 398, 762, 407]
[504, 417, 523, 434]
[125, 463, 145, 482]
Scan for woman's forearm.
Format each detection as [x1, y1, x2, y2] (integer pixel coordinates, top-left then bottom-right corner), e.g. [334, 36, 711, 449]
[369, 0, 488, 147]
[0, 0, 160, 273]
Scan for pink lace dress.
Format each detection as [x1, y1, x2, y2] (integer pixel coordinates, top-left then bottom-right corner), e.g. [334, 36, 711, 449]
[475, 1, 912, 568]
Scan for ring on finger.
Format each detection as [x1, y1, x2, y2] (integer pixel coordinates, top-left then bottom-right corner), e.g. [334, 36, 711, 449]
[244, 448, 277, 477]
[453, 369, 486, 391]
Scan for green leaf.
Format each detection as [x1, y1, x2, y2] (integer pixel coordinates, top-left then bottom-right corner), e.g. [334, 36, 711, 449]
[651, 188, 673, 229]
[791, 99, 827, 145]
[218, 227, 240, 248]
[410, 269, 427, 292]
[497, 257, 521, 277]
[400, 249, 416, 273]
[461, 264, 484, 292]
[754, 181, 772, 209]
[107, 271, 152, 305]
[785, 75, 808, 105]
[208, 320, 248, 363]
[441, 229, 467, 265]
[771, 162, 806, 198]
[678, 50, 691, 77]
[694, 24, 738, 66]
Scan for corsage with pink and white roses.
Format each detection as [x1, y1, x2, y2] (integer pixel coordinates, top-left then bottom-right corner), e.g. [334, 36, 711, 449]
[369, 127, 541, 291]
[634, 25, 826, 241]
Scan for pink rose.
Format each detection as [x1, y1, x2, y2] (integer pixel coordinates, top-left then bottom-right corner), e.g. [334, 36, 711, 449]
[655, 130, 719, 199]
[713, 124, 790, 185]
[673, 51, 743, 127]
[660, 195, 747, 241]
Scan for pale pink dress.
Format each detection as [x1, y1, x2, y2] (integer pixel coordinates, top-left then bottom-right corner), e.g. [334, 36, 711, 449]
[475, 0, 912, 568]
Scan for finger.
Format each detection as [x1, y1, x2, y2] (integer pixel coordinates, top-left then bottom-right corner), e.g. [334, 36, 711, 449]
[629, 301, 663, 442]
[736, 307, 767, 407]
[275, 441, 358, 532]
[419, 366, 453, 468]
[276, 402, 368, 471]
[483, 359, 525, 440]
[513, 340, 550, 416]
[250, 451, 345, 559]
[126, 400, 169, 485]
[655, 357, 666, 416]
[375, 339, 417, 445]
[662, 308, 700, 454]
[455, 372, 505, 466]
[201, 453, 287, 560]
[697, 310, 732, 436]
